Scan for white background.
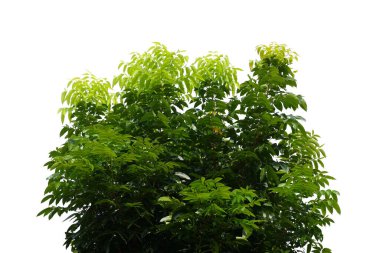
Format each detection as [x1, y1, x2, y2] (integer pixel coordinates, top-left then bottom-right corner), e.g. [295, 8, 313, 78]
[1, 0, 378, 252]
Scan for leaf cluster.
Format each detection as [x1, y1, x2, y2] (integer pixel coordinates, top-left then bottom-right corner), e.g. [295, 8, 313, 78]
[40, 43, 339, 253]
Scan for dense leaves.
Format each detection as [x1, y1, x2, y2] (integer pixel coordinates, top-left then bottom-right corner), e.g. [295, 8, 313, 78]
[40, 43, 339, 253]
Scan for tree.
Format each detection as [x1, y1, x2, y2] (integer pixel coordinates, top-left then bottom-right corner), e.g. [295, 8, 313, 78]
[39, 42, 339, 253]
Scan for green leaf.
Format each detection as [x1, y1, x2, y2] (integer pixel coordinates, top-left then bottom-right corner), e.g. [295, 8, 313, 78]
[59, 126, 69, 137]
[41, 194, 53, 204]
[37, 207, 52, 217]
[125, 202, 143, 208]
[158, 196, 172, 202]
[61, 90, 67, 104]
[58, 108, 66, 123]
[274, 100, 283, 111]
[259, 167, 266, 182]
[299, 97, 307, 111]
[48, 209, 57, 220]
[332, 201, 341, 214]
[157, 111, 169, 127]
[307, 243, 312, 253]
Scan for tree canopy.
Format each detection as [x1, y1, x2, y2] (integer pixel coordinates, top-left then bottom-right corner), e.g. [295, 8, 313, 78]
[39, 42, 339, 253]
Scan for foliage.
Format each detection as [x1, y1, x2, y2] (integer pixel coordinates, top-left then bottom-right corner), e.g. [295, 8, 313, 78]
[39, 42, 339, 253]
